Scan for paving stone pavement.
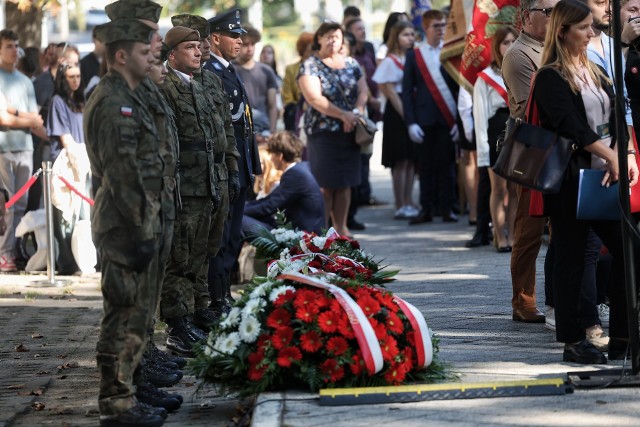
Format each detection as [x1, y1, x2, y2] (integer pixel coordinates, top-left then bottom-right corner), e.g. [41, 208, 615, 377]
[1, 151, 640, 426]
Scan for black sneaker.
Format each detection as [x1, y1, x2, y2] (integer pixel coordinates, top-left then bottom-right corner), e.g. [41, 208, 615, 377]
[563, 340, 607, 364]
[100, 404, 165, 427]
[148, 340, 187, 369]
[192, 308, 219, 332]
[136, 381, 182, 412]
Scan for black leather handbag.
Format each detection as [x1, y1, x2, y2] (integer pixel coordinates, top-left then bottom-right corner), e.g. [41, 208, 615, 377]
[492, 81, 574, 194]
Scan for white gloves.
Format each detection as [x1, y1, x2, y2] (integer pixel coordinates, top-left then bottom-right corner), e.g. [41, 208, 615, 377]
[408, 124, 424, 143]
[450, 124, 460, 142]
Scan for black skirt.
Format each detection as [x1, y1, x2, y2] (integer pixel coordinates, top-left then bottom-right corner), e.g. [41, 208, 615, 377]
[307, 130, 361, 189]
[381, 99, 415, 168]
[488, 107, 510, 166]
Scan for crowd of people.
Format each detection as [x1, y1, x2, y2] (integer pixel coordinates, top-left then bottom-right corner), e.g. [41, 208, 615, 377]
[2, 0, 640, 425]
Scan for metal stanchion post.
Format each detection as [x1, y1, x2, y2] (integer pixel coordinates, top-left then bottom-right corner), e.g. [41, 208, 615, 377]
[30, 161, 70, 288]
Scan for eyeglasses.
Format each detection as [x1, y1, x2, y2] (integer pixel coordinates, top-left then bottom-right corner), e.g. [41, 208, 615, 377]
[530, 7, 554, 17]
[431, 23, 447, 29]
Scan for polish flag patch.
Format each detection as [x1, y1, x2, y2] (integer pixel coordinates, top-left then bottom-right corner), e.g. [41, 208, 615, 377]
[120, 106, 133, 117]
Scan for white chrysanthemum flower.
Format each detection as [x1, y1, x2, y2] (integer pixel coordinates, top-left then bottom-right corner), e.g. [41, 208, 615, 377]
[219, 307, 241, 329]
[204, 345, 213, 357]
[279, 248, 291, 261]
[213, 332, 241, 355]
[269, 285, 296, 302]
[249, 282, 272, 299]
[238, 315, 261, 343]
[242, 297, 266, 317]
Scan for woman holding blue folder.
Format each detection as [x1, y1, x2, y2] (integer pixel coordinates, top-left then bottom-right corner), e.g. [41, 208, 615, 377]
[533, 0, 638, 364]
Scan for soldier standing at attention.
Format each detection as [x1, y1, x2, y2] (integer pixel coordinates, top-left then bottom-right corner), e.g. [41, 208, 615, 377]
[159, 26, 221, 357]
[205, 8, 262, 315]
[84, 19, 168, 427]
[105, 0, 187, 400]
[169, 14, 241, 332]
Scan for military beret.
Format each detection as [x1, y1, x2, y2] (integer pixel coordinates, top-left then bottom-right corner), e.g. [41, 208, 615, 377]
[208, 8, 247, 35]
[165, 26, 200, 50]
[105, 0, 162, 23]
[171, 14, 209, 38]
[94, 19, 155, 45]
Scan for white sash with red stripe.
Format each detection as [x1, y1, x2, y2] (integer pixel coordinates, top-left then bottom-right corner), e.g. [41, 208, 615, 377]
[477, 69, 509, 106]
[415, 46, 457, 128]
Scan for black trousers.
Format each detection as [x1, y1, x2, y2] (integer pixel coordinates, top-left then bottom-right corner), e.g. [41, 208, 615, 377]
[208, 186, 247, 300]
[418, 125, 455, 214]
[475, 166, 491, 236]
[550, 212, 631, 343]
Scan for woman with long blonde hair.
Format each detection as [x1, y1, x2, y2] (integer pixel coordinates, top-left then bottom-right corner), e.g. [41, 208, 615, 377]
[534, 0, 638, 364]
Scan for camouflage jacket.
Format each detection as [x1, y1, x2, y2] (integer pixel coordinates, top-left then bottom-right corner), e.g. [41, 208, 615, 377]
[84, 70, 168, 240]
[137, 77, 180, 218]
[160, 67, 219, 199]
[193, 68, 240, 182]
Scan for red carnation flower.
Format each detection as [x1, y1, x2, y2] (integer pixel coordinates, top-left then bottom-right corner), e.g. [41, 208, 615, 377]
[272, 327, 294, 350]
[277, 347, 302, 367]
[248, 365, 267, 381]
[386, 311, 404, 335]
[314, 293, 331, 309]
[273, 290, 295, 307]
[375, 292, 397, 310]
[379, 335, 400, 361]
[350, 352, 365, 376]
[266, 308, 290, 330]
[357, 295, 381, 317]
[326, 336, 349, 356]
[300, 330, 323, 352]
[368, 318, 387, 340]
[293, 289, 318, 309]
[349, 240, 361, 249]
[317, 311, 340, 333]
[384, 361, 408, 385]
[295, 304, 319, 323]
[321, 358, 345, 383]
[248, 350, 265, 365]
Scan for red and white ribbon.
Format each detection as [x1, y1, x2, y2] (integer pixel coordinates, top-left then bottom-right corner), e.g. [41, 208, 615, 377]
[392, 296, 433, 367]
[277, 272, 384, 375]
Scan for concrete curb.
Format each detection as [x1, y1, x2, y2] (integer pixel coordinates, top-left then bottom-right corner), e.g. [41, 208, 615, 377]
[251, 392, 285, 427]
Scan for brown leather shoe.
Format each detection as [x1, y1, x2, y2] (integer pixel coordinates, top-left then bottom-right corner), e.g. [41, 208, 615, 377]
[512, 308, 545, 323]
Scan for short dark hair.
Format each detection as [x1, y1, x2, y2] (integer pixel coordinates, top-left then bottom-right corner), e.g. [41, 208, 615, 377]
[241, 25, 261, 44]
[0, 29, 19, 47]
[312, 21, 343, 51]
[345, 17, 363, 33]
[106, 40, 136, 65]
[267, 131, 303, 162]
[344, 6, 361, 18]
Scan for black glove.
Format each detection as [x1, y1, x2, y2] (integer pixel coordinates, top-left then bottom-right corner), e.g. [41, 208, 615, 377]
[228, 170, 241, 203]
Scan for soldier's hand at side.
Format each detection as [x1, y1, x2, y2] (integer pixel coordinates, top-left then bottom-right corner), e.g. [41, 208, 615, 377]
[228, 170, 240, 203]
[132, 227, 156, 273]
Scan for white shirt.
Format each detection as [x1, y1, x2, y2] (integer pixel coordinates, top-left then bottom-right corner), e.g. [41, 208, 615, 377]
[372, 54, 405, 93]
[172, 68, 191, 86]
[211, 52, 230, 69]
[473, 66, 508, 167]
[458, 88, 474, 142]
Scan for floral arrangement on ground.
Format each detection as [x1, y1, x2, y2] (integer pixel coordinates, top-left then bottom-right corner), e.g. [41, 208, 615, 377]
[189, 224, 452, 397]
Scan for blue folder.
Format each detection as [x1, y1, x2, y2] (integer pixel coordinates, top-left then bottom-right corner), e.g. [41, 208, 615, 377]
[576, 169, 621, 221]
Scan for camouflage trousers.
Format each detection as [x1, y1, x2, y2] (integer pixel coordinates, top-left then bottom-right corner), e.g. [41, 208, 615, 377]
[95, 225, 167, 415]
[194, 179, 229, 310]
[160, 196, 214, 319]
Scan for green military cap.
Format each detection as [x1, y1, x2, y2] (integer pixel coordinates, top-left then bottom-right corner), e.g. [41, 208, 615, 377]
[165, 26, 200, 50]
[171, 14, 209, 38]
[94, 19, 155, 45]
[105, 0, 162, 23]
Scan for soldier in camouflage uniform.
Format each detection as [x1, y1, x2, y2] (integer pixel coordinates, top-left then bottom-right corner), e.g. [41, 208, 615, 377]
[158, 26, 223, 356]
[170, 14, 241, 332]
[104, 0, 185, 413]
[85, 18, 168, 427]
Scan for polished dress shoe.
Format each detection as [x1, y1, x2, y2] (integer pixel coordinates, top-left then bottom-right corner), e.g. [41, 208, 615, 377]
[563, 340, 607, 364]
[465, 232, 490, 248]
[442, 212, 459, 222]
[496, 246, 513, 253]
[409, 211, 433, 225]
[512, 308, 545, 323]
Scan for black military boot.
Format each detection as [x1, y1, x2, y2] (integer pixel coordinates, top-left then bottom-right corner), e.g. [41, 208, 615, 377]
[99, 403, 165, 427]
[138, 401, 168, 419]
[136, 380, 183, 412]
[145, 360, 182, 387]
[165, 317, 198, 358]
[192, 308, 219, 332]
[184, 314, 208, 341]
[148, 339, 187, 369]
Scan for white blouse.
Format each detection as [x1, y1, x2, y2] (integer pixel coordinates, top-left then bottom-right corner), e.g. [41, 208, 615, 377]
[473, 66, 509, 167]
[372, 55, 405, 93]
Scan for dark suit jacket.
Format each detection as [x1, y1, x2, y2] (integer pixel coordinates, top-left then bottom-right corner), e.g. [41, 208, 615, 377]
[402, 46, 459, 128]
[244, 162, 324, 233]
[203, 56, 262, 187]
